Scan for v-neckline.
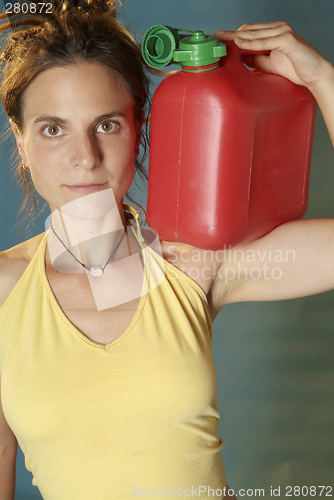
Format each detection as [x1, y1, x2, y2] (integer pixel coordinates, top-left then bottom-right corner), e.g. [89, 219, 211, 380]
[41, 227, 149, 351]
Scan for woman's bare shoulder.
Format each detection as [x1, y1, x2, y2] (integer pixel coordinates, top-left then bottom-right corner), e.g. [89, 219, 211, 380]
[0, 233, 45, 308]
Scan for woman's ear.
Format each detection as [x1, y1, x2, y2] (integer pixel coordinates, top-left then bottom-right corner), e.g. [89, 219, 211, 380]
[10, 119, 23, 146]
[10, 120, 29, 168]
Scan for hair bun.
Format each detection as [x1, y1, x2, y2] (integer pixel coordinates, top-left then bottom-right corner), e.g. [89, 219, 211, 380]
[54, 0, 118, 15]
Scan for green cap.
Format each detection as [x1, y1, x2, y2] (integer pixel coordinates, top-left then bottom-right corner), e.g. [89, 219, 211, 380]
[142, 25, 226, 70]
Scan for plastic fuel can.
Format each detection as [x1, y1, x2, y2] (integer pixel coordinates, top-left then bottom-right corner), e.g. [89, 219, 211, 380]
[142, 26, 317, 249]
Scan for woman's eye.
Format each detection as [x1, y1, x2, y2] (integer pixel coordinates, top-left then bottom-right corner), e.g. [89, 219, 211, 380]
[97, 121, 118, 133]
[43, 125, 65, 137]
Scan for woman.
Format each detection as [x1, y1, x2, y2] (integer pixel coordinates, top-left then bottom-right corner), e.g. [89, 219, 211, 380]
[0, 1, 333, 499]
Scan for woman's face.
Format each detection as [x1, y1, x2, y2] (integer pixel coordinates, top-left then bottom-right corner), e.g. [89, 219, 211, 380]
[12, 62, 142, 212]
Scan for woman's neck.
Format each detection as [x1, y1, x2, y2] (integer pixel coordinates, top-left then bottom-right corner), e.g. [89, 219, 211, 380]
[48, 189, 128, 273]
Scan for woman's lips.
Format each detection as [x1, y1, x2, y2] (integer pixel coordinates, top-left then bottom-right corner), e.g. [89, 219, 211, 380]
[64, 183, 107, 193]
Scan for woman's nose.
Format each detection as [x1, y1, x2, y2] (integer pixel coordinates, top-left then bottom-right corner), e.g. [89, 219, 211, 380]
[72, 134, 102, 170]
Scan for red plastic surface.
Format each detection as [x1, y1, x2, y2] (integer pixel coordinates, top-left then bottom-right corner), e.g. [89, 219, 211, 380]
[147, 41, 317, 249]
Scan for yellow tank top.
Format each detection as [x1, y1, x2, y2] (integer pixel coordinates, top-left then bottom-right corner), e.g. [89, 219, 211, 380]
[0, 224, 226, 499]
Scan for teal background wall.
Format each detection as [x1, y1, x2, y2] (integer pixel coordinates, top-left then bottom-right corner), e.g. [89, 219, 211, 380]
[0, 0, 333, 498]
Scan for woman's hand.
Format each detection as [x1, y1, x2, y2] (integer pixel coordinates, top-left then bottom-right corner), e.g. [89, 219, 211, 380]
[215, 22, 332, 94]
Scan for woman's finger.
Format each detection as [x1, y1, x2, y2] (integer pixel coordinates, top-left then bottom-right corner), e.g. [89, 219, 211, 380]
[233, 32, 298, 55]
[215, 23, 293, 43]
[237, 21, 290, 32]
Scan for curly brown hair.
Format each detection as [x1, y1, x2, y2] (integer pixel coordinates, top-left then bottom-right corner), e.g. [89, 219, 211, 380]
[0, 0, 150, 223]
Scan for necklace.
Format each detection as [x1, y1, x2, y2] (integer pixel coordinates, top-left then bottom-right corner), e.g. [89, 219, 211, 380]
[49, 222, 127, 278]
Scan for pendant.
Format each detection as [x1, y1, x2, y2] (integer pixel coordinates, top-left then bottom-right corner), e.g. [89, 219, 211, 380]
[89, 266, 103, 278]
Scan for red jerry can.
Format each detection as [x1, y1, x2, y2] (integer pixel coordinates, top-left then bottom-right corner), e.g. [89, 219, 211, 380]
[142, 26, 317, 250]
